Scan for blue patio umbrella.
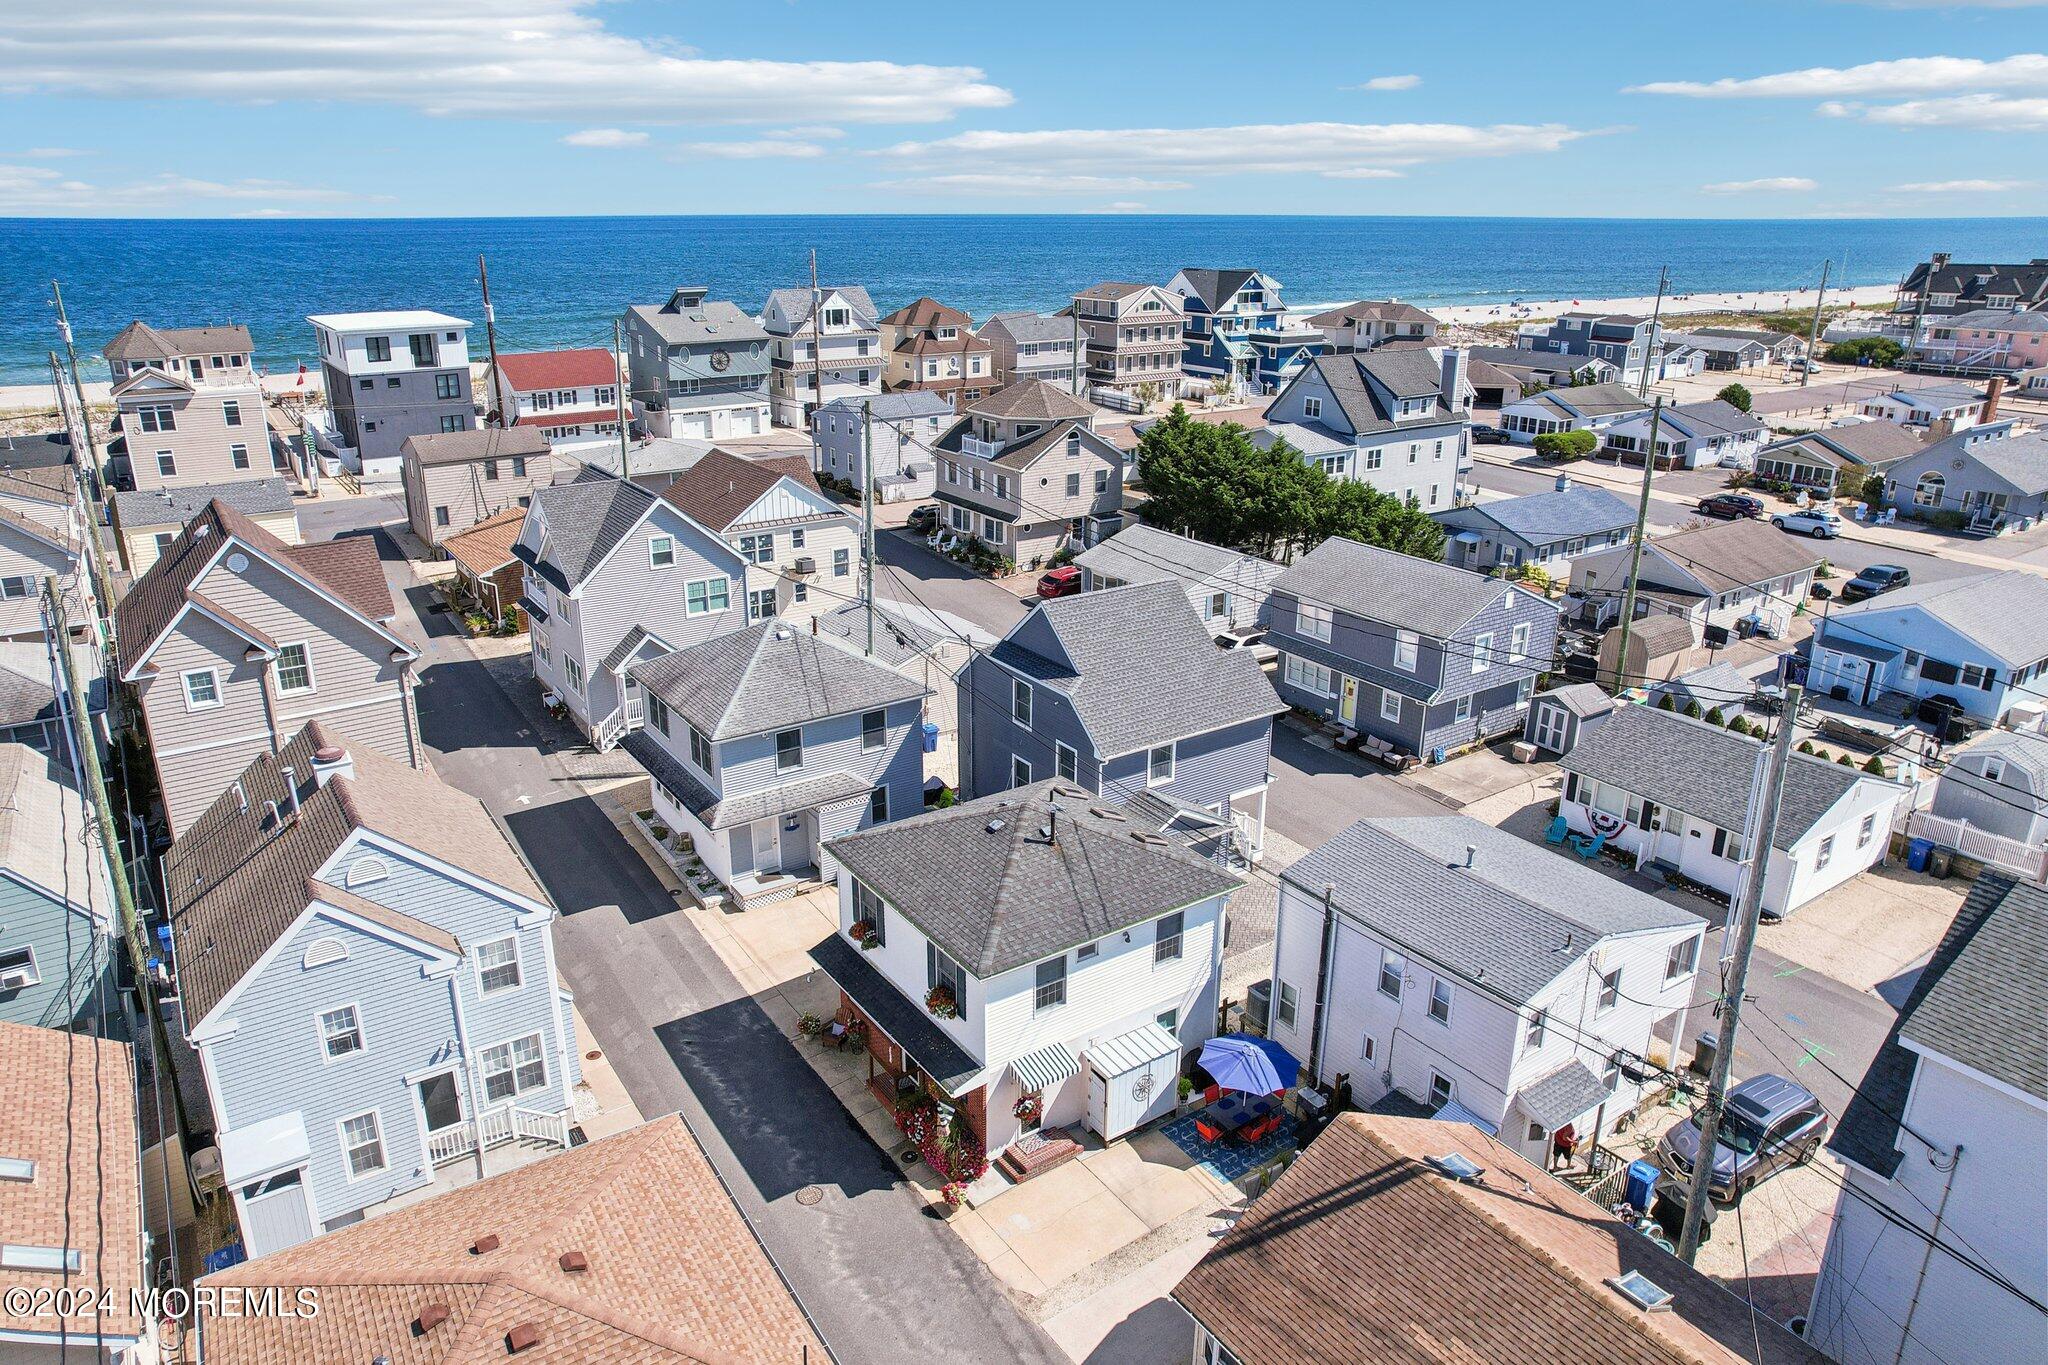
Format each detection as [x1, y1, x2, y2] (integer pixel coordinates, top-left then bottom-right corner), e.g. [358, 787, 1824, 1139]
[1197, 1034, 1300, 1095]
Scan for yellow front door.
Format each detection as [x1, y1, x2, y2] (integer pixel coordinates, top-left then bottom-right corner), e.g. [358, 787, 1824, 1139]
[1340, 676, 1359, 726]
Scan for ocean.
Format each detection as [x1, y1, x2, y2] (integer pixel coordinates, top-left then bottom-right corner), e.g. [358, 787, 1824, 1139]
[3, 214, 2044, 385]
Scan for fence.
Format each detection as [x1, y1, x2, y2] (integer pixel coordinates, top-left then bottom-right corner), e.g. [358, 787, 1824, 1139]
[1903, 809, 2048, 882]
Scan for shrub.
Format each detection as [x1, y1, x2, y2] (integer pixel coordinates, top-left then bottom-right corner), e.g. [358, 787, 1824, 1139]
[1797, 740, 1817, 755]
[1705, 707, 1725, 725]
[1716, 383, 1753, 413]
[1532, 429, 1599, 461]
[1836, 753, 1856, 767]
[1684, 699, 1704, 719]
[1824, 337, 1903, 367]
[1863, 755, 1889, 776]
[1656, 692, 1677, 711]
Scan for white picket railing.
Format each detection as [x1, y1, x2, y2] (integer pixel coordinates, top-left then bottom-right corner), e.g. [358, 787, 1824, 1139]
[1904, 809, 2048, 882]
[425, 1103, 573, 1168]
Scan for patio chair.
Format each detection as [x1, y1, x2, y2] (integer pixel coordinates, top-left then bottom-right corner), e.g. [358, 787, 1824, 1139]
[1193, 1118, 1226, 1144]
[1544, 815, 1570, 845]
[1570, 831, 1606, 861]
[1202, 1083, 1222, 1105]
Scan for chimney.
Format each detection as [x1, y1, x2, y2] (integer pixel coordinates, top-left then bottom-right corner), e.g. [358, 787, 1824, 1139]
[1554, 472, 1571, 493]
[1983, 374, 2005, 425]
[415, 1303, 451, 1333]
[470, 1233, 501, 1256]
[311, 744, 354, 788]
[1930, 252, 1951, 271]
[1440, 346, 1469, 412]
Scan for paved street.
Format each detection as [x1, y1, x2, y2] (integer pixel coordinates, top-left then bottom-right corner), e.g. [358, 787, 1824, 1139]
[877, 527, 1032, 637]
[1264, 724, 1452, 847]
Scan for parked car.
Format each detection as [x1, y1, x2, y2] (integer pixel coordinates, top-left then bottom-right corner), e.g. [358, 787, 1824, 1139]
[1787, 358, 1823, 375]
[1772, 507, 1841, 539]
[1842, 564, 1910, 601]
[1036, 565, 1082, 599]
[1696, 492, 1764, 520]
[907, 504, 939, 534]
[1658, 1073, 1827, 1204]
[1472, 426, 1514, 445]
[1213, 629, 1278, 665]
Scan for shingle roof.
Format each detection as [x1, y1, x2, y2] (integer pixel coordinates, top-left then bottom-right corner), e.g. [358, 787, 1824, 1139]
[763, 284, 878, 332]
[1306, 299, 1438, 328]
[0, 501, 78, 555]
[166, 723, 546, 1026]
[1464, 345, 1606, 377]
[1658, 399, 1767, 438]
[103, 319, 252, 360]
[1952, 727, 2048, 791]
[1693, 327, 1797, 347]
[1518, 1057, 1614, 1130]
[1559, 704, 1876, 850]
[1522, 382, 1654, 420]
[1174, 269, 1260, 312]
[1073, 523, 1279, 595]
[198, 1114, 826, 1364]
[111, 477, 295, 528]
[1173, 1113, 1824, 1365]
[879, 296, 973, 331]
[1641, 518, 1824, 596]
[658, 448, 825, 533]
[963, 379, 1094, 423]
[0, 743, 110, 917]
[1949, 429, 2048, 495]
[442, 507, 526, 578]
[492, 347, 618, 392]
[815, 391, 955, 423]
[1272, 535, 1544, 640]
[812, 599, 952, 669]
[1824, 568, 2048, 668]
[631, 620, 926, 741]
[403, 427, 550, 467]
[517, 477, 657, 591]
[1671, 332, 1770, 356]
[1296, 349, 1459, 438]
[626, 295, 766, 347]
[1832, 873, 2048, 1178]
[1284, 816, 1699, 1004]
[977, 311, 1075, 345]
[0, 1025, 142, 1342]
[1947, 307, 2048, 333]
[1457, 484, 1635, 541]
[1537, 682, 1615, 719]
[825, 780, 1241, 977]
[1760, 421, 1925, 470]
[0, 430, 75, 470]
[991, 580, 1282, 757]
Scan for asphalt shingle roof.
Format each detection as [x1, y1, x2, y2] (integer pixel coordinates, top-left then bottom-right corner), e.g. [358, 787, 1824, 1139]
[1953, 429, 2048, 495]
[963, 379, 1094, 423]
[517, 476, 657, 592]
[1760, 422, 1925, 470]
[403, 427, 549, 467]
[1640, 518, 1824, 597]
[1284, 816, 1699, 1004]
[630, 620, 926, 741]
[1271, 535, 1544, 639]
[763, 285, 878, 332]
[1174, 269, 1260, 312]
[1523, 382, 1654, 420]
[627, 295, 767, 347]
[111, 477, 294, 528]
[1825, 568, 2048, 669]
[816, 391, 954, 423]
[0, 744, 110, 917]
[989, 580, 1281, 757]
[1559, 704, 1875, 850]
[1306, 299, 1437, 328]
[977, 311, 1076, 346]
[1072, 523, 1278, 595]
[825, 779, 1241, 977]
[659, 449, 824, 532]
[1458, 484, 1635, 541]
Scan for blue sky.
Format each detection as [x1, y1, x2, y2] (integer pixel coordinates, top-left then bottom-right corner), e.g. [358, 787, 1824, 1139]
[2, 1, 2044, 217]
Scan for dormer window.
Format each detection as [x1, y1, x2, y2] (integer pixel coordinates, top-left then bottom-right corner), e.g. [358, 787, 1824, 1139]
[938, 327, 958, 341]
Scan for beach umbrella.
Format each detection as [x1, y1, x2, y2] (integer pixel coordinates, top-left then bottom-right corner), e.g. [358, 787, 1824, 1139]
[1198, 1034, 1300, 1095]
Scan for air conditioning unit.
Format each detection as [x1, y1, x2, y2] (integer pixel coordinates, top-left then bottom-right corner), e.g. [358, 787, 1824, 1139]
[791, 556, 816, 575]
[0, 970, 33, 991]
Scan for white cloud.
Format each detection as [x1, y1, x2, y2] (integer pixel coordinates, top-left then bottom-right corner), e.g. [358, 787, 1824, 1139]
[765, 126, 845, 140]
[1890, 177, 2030, 192]
[561, 128, 648, 148]
[870, 172, 1195, 196]
[0, 146, 91, 158]
[1354, 75, 1421, 91]
[1830, 94, 2048, 130]
[876, 120, 1592, 188]
[0, 163, 369, 211]
[1700, 176, 1818, 194]
[1100, 201, 1151, 213]
[1323, 168, 1405, 180]
[0, 2, 1011, 124]
[1629, 54, 2048, 98]
[678, 140, 827, 159]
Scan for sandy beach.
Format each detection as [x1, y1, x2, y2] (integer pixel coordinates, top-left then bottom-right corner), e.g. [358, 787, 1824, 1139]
[1427, 282, 1895, 327]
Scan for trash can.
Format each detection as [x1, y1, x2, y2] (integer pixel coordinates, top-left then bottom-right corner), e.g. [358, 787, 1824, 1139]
[921, 721, 939, 754]
[1625, 1160, 1661, 1215]
[1906, 837, 1935, 873]
[1928, 847, 1953, 879]
[1245, 980, 1272, 1034]
[1692, 1030, 1718, 1076]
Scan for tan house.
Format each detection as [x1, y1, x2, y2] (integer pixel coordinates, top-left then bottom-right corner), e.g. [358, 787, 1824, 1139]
[659, 448, 858, 625]
[443, 506, 528, 627]
[402, 427, 554, 549]
[879, 297, 995, 407]
[114, 500, 421, 835]
[102, 321, 275, 491]
[0, 505, 90, 643]
[110, 478, 300, 574]
[1307, 298, 1441, 352]
[1070, 282, 1185, 399]
[931, 381, 1126, 568]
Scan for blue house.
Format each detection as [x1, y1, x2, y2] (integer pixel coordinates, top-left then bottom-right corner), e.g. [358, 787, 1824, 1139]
[1256, 349, 1473, 512]
[957, 580, 1284, 859]
[1514, 312, 1667, 388]
[1810, 568, 2048, 723]
[1267, 536, 1561, 761]
[1167, 269, 1324, 395]
[1433, 476, 1635, 576]
[0, 744, 117, 1032]
[169, 722, 579, 1260]
[621, 619, 929, 902]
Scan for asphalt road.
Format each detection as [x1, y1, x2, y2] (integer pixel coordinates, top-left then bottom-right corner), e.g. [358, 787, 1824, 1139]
[338, 514, 1064, 1365]
[1264, 724, 1452, 848]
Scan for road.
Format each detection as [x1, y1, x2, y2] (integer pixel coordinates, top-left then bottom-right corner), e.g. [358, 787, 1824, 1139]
[1264, 725, 1451, 848]
[326, 507, 1064, 1365]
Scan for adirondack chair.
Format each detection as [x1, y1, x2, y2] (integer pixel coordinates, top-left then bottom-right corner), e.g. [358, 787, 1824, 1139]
[1544, 815, 1570, 845]
[1570, 831, 1606, 861]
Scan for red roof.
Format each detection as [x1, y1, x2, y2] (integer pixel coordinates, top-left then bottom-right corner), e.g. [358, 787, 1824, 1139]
[495, 348, 618, 393]
[515, 408, 618, 429]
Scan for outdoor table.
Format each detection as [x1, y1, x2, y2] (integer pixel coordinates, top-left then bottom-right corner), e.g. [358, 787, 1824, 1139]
[1201, 1092, 1281, 1142]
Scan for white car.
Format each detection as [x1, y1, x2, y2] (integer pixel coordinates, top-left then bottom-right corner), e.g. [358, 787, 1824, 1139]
[1773, 507, 1841, 539]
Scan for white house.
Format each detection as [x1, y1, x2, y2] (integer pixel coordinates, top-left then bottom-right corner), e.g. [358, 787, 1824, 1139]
[811, 781, 1241, 1165]
[1600, 399, 1768, 470]
[483, 348, 621, 457]
[761, 285, 884, 427]
[1497, 382, 1652, 445]
[1266, 816, 1705, 1168]
[1558, 703, 1908, 918]
[1857, 382, 1988, 432]
[658, 448, 859, 626]
[1808, 873, 2048, 1365]
[1254, 348, 1471, 511]
[1568, 518, 1822, 644]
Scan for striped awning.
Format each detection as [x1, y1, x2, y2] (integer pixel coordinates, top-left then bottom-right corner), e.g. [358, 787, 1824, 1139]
[1010, 1041, 1080, 1092]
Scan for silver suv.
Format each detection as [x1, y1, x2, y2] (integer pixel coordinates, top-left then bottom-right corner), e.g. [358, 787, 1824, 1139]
[1658, 1073, 1826, 1203]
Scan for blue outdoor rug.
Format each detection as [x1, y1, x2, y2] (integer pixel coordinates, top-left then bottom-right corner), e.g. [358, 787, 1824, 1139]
[1160, 1112, 1299, 1185]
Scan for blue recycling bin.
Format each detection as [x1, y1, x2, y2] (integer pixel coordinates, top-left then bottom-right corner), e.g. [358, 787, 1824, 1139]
[921, 721, 939, 754]
[1907, 837, 1935, 873]
[1625, 1159, 1661, 1215]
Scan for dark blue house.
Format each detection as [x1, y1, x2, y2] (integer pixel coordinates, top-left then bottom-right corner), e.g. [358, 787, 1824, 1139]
[1514, 312, 1666, 388]
[957, 580, 1284, 861]
[1167, 269, 1324, 396]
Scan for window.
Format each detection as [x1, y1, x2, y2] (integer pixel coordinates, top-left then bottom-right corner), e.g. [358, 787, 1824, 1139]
[156, 451, 177, 478]
[1815, 835, 1834, 870]
[483, 460, 500, 482]
[1378, 951, 1404, 1000]
[365, 335, 392, 362]
[1982, 758, 2006, 784]
[511, 456, 527, 477]
[1665, 937, 1699, 982]
[182, 669, 221, 709]
[564, 657, 584, 694]
[868, 785, 889, 823]
[439, 415, 466, 434]
[340, 1111, 386, 1178]
[1076, 940, 1099, 962]
[649, 535, 675, 568]
[1858, 812, 1877, 847]
[1065, 472, 1081, 497]
[1095, 468, 1110, 494]
[137, 404, 175, 433]
[1296, 601, 1332, 642]
[221, 398, 243, 427]
[1427, 978, 1453, 1024]
[685, 577, 730, 616]
[1157, 1008, 1180, 1033]
[1011, 677, 1033, 727]
[320, 1005, 364, 1058]
[1510, 622, 1531, 663]
[861, 708, 886, 751]
[1303, 396, 1322, 419]
[1206, 591, 1229, 620]
[688, 723, 712, 771]
[834, 548, 850, 577]
[1056, 740, 1078, 783]
[1010, 754, 1032, 788]
[738, 533, 774, 563]
[1428, 1073, 1454, 1107]
[1525, 1009, 1547, 1049]
[154, 532, 175, 556]
[1471, 632, 1494, 674]
[749, 588, 777, 621]
[1597, 965, 1621, 1014]
[776, 728, 803, 771]
[792, 583, 808, 604]
[1148, 743, 1174, 786]
[1034, 956, 1067, 1011]
[852, 880, 885, 945]
[1379, 691, 1402, 722]
[480, 1033, 547, 1102]
[1394, 630, 1419, 671]
[1155, 910, 1184, 964]
[1454, 694, 1472, 723]
[274, 643, 314, 693]
[434, 505, 450, 527]
[435, 372, 461, 400]
[1276, 981, 1299, 1030]
[409, 333, 437, 366]
[476, 936, 522, 994]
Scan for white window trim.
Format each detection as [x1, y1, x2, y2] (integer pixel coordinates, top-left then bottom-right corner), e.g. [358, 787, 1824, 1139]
[1011, 676, 1034, 728]
[1055, 740, 1078, 784]
[318, 1002, 365, 1063]
[1011, 753, 1032, 788]
[478, 1030, 549, 1104]
[182, 667, 222, 711]
[1379, 691, 1402, 722]
[684, 576, 731, 617]
[1394, 630, 1419, 672]
[1428, 979, 1453, 1025]
[648, 534, 676, 569]
[1147, 742, 1175, 787]
[1471, 632, 1493, 676]
[273, 641, 317, 695]
[338, 1108, 387, 1181]
[1378, 951, 1405, 1000]
[475, 934, 523, 996]
[0, 945, 42, 989]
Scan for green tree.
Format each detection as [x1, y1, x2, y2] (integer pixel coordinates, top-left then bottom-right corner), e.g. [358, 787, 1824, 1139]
[1656, 692, 1677, 711]
[1862, 755, 1888, 776]
[1797, 740, 1817, 755]
[1824, 336, 1904, 368]
[1312, 479, 1447, 561]
[1705, 707, 1726, 725]
[1715, 383, 1753, 413]
[1684, 699, 1704, 719]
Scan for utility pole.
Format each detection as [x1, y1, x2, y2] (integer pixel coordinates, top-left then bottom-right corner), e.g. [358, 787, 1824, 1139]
[1800, 259, 1831, 390]
[43, 578, 195, 1149]
[1677, 683, 1803, 1264]
[50, 282, 103, 490]
[48, 348, 119, 646]
[862, 398, 876, 657]
[809, 249, 824, 470]
[1620, 266, 1670, 465]
[479, 255, 506, 428]
[613, 318, 631, 483]
[1071, 308, 1083, 397]
[1608, 396, 1665, 688]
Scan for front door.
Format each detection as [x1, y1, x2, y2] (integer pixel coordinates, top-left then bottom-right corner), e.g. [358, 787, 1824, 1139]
[1532, 702, 1569, 751]
[417, 1072, 463, 1134]
[1339, 676, 1359, 727]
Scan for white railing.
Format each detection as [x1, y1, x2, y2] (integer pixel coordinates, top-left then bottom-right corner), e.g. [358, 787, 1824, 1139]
[515, 1108, 572, 1147]
[593, 706, 635, 753]
[1905, 809, 2048, 881]
[960, 435, 1003, 459]
[425, 1103, 573, 1168]
[427, 1125, 474, 1166]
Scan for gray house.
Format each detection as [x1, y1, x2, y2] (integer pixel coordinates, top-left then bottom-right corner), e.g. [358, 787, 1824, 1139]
[620, 620, 928, 902]
[958, 580, 1283, 859]
[811, 390, 954, 502]
[308, 311, 475, 480]
[1267, 536, 1561, 761]
[1073, 523, 1281, 637]
[977, 311, 1086, 391]
[1753, 421, 1927, 499]
[169, 723, 578, 1259]
[0, 745, 116, 1031]
[1523, 682, 1615, 756]
[1514, 312, 1665, 387]
[1434, 477, 1634, 576]
[1930, 728, 2048, 846]
[512, 474, 752, 748]
[1883, 423, 2048, 531]
[622, 287, 771, 441]
[1256, 348, 1471, 511]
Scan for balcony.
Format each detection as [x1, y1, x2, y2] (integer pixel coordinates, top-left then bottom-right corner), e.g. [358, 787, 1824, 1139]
[961, 435, 1004, 460]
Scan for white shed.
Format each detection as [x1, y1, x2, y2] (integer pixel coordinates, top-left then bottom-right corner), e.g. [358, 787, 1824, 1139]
[1085, 1022, 1181, 1141]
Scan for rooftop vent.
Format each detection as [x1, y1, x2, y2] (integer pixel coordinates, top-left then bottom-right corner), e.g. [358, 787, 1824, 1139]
[1088, 806, 1125, 822]
[470, 1233, 501, 1256]
[985, 818, 1005, 833]
[1423, 1152, 1486, 1184]
[557, 1250, 588, 1273]
[1464, 844, 1477, 869]
[506, 1322, 543, 1353]
[1608, 1270, 1675, 1313]
[415, 1302, 451, 1333]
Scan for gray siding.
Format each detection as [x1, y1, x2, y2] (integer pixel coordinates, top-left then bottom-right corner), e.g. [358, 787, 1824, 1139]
[958, 652, 1098, 798]
[325, 364, 474, 467]
[0, 877, 113, 1030]
[1099, 715, 1272, 810]
[1929, 760, 2048, 844]
[406, 451, 554, 546]
[0, 520, 80, 640]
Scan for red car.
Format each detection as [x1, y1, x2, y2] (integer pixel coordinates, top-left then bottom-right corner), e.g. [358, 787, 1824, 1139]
[1036, 565, 1082, 599]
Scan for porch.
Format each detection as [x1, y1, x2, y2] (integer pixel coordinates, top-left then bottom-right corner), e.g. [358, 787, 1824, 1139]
[371, 1104, 576, 1217]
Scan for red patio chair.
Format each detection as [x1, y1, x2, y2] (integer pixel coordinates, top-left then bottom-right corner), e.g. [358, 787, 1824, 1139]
[1194, 1118, 1225, 1144]
[1202, 1084, 1222, 1105]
